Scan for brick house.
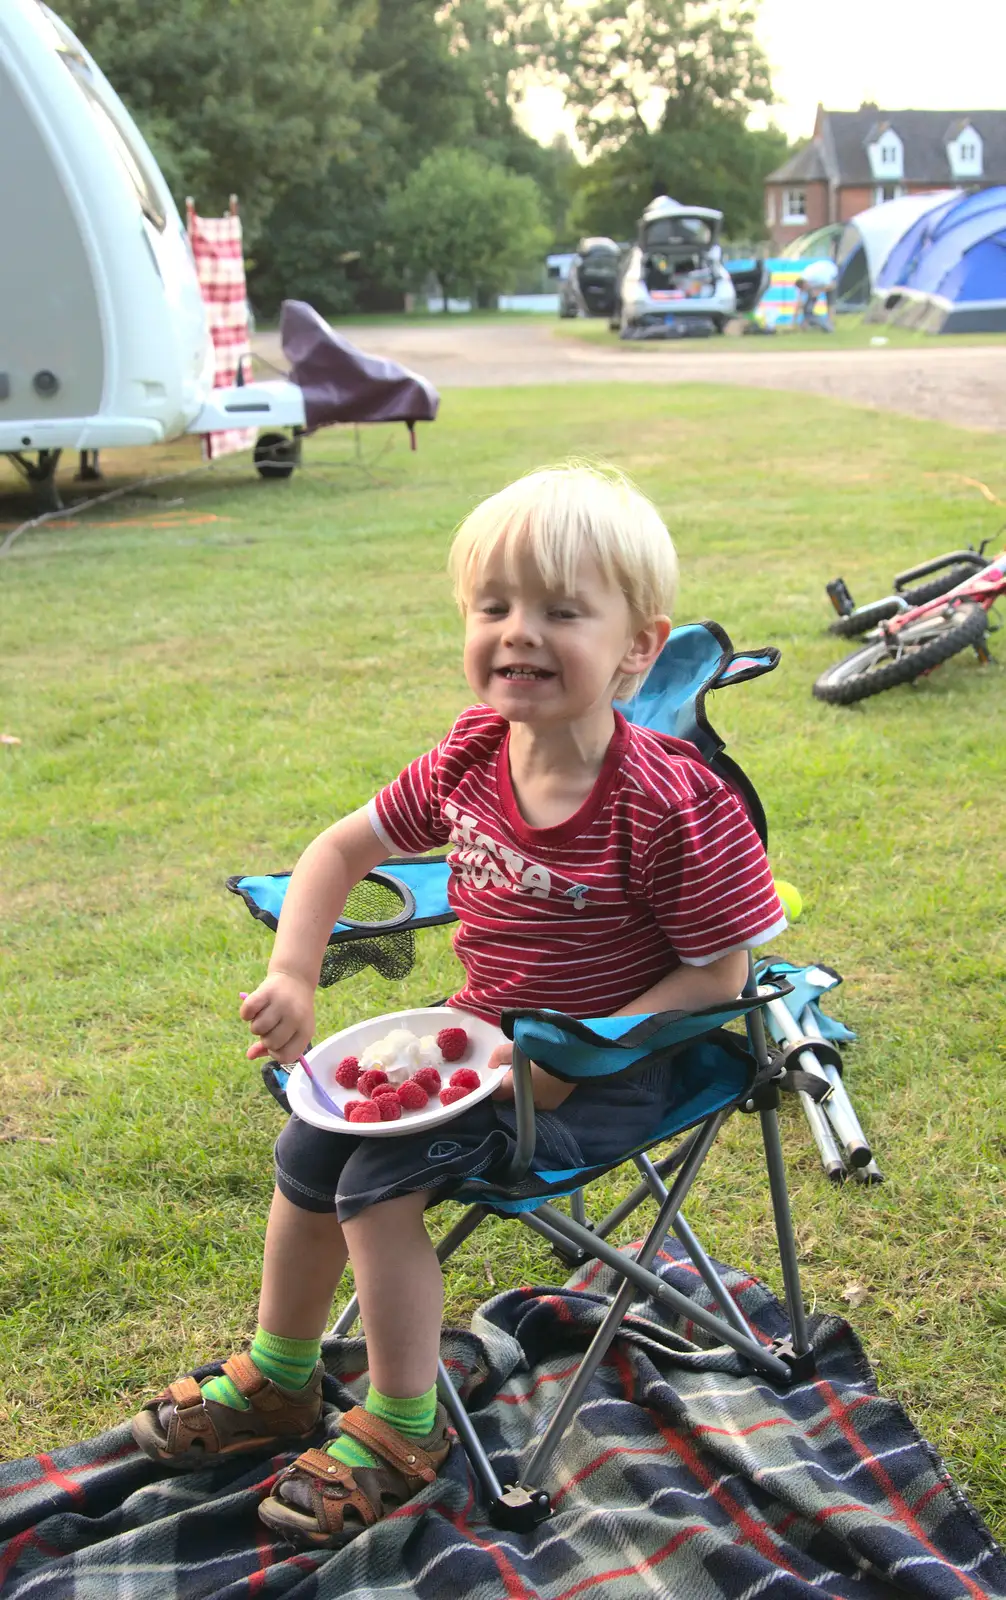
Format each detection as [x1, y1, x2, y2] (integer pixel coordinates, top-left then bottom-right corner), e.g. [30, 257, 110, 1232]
[764, 105, 1006, 252]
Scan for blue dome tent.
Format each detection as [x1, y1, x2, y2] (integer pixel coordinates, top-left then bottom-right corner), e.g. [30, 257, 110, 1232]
[875, 195, 965, 293]
[835, 192, 955, 310]
[871, 186, 1006, 332]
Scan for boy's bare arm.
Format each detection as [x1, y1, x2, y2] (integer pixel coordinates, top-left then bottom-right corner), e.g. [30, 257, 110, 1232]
[241, 807, 389, 1064]
[615, 948, 749, 1016]
[490, 948, 749, 1110]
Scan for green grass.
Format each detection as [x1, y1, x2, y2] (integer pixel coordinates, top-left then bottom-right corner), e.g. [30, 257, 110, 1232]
[557, 311, 1006, 351]
[1, 391, 1005, 1540]
[253, 308, 547, 332]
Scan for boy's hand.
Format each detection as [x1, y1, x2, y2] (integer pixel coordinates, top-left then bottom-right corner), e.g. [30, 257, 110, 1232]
[241, 974, 315, 1064]
[488, 1043, 574, 1111]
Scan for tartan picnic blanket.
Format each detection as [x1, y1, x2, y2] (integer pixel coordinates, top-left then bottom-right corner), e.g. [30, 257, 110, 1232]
[2, 1238, 1003, 1599]
[186, 202, 255, 460]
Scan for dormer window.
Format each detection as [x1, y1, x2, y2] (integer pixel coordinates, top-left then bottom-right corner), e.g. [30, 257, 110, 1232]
[947, 124, 983, 180]
[867, 127, 904, 181]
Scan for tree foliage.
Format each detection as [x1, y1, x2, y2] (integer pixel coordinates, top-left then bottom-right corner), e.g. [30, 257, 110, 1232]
[548, 0, 773, 152]
[534, 0, 786, 242]
[58, 0, 783, 311]
[384, 149, 550, 306]
[570, 119, 788, 240]
[59, 0, 375, 246]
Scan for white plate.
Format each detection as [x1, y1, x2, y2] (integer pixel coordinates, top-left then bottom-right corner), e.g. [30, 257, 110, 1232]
[288, 1008, 508, 1137]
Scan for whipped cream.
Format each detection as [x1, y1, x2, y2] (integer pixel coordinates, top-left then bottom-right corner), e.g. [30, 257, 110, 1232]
[359, 1027, 443, 1084]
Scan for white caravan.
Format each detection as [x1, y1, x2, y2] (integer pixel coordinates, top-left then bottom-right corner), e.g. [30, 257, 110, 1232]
[0, 0, 304, 503]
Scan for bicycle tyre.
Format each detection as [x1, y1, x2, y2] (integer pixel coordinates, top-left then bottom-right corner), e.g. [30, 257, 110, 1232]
[813, 600, 988, 705]
[829, 564, 983, 638]
[829, 597, 902, 637]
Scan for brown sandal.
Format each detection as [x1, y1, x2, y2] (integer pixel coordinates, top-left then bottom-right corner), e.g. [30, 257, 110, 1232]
[257, 1403, 452, 1548]
[131, 1351, 325, 1467]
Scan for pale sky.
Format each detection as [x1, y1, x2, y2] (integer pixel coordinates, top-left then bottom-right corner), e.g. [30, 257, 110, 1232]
[517, 0, 1006, 150]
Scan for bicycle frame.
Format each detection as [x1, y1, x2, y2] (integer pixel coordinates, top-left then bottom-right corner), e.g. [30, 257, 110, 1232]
[882, 549, 1006, 637]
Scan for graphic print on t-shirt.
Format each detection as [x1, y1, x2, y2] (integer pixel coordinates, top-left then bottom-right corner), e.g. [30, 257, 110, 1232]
[445, 800, 569, 904]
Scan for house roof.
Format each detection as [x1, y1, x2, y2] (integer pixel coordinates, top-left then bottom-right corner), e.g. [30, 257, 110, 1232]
[766, 143, 829, 184]
[767, 109, 1006, 188]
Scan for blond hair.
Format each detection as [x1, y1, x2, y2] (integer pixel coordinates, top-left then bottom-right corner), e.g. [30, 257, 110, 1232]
[449, 463, 677, 699]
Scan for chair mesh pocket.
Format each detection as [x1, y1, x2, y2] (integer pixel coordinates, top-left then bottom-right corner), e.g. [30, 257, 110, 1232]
[319, 930, 416, 985]
[318, 873, 416, 985]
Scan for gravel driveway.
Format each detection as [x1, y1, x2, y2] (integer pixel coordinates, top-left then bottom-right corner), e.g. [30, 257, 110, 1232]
[254, 320, 1004, 431]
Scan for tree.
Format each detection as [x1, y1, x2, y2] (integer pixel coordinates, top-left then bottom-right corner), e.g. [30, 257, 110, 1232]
[59, 0, 375, 246]
[536, 0, 785, 242]
[384, 149, 550, 308]
[546, 0, 773, 154]
[570, 119, 788, 240]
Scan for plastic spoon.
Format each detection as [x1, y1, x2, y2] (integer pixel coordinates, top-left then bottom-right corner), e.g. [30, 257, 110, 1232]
[239, 992, 344, 1119]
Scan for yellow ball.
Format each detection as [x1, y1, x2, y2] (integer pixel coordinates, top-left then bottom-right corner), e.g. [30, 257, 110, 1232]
[775, 880, 803, 922]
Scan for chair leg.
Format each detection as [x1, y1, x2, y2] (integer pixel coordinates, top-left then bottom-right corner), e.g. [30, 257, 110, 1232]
[671, 1210, 760, 1343]
[592, 1129, 699, 1242]
[632, 1151, 758, 1340]
[759, 1106, 812, 1362]
[746, 976, 814, 1371]
[327, 1203, 489, 1336]
[436, 1357, 552, 1531]
[517, 1117, 789, 1492]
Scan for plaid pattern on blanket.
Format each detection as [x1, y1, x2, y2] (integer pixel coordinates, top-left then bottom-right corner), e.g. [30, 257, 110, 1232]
[187, 204, 255, 460]
[2, 1238, 1003, 1598]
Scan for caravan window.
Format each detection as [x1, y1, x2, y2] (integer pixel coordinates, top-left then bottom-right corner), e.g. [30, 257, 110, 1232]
[34, 3, 166, 230]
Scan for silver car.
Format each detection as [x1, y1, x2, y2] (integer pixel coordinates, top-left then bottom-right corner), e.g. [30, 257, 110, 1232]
[615, 197, 736, 338]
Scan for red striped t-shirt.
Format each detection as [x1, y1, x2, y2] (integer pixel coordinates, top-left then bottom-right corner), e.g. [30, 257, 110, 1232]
[367, 706, 784, 1023]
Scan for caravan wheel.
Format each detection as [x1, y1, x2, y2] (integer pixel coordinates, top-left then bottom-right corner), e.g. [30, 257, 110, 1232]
[254, 432, 298, 480]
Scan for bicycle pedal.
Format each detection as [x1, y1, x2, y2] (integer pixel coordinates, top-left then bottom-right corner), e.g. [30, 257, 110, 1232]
[826, 577, 854, 617]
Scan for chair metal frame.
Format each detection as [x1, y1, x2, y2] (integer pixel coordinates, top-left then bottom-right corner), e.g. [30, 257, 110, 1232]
[327, 958, 815, 1532]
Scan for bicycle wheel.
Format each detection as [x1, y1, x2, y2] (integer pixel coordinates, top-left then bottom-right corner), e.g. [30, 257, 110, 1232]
[829, 564, 983, 638]
[829, 597, 902, 637]
[813, 600, 988, 705]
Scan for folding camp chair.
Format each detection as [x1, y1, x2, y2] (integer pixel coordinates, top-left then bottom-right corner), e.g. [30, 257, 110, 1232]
[228, 621, 823, 1530]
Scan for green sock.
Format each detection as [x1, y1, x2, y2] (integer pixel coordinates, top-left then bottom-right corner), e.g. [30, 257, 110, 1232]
[326, 1382, 438, 1470]
[200, 1327, 321, 1410]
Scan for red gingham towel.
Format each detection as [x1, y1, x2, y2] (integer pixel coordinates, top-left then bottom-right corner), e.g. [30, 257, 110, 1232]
[187, 203, 255, 460]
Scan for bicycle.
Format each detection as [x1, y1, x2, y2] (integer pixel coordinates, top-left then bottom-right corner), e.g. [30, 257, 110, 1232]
[813, 543, 1005, 705]
[823, 542, 991, 638]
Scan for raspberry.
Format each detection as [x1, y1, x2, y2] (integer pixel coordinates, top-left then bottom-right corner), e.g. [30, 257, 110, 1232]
[412, 1066, 442, 1095]
[396, 1080, 429, 1111]
[335, 1056, 361, 1089]
[348, 1100, 381, 1123]
[439, 1083, 472, 1107]
[377, 1094, 403, 1121]
[436, 1027, 469, 1062]
[358, 1069, 389, 1097]
[371, 1082, 400, 1100]
[449, 1067, 480, 1092]
[344, 1099, 367, 1117]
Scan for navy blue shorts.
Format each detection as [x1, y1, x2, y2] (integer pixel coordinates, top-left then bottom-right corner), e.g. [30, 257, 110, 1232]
[274, 1063, 676, 1223]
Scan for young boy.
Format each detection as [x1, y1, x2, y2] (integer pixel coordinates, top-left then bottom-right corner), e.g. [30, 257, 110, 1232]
[132, 464, 785, 1547]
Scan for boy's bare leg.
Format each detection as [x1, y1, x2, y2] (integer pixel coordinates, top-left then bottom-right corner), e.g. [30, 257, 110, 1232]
[342, 1190, 443, 1396]
[258, 1187, 349, 1339]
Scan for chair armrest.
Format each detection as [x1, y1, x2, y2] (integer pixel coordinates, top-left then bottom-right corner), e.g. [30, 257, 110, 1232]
[495, 1042, 537, 1186]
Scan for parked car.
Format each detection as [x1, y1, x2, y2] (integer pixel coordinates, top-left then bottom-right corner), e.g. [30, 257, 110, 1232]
[613, 196, 736, 338]
[558, 237, 623, 318]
